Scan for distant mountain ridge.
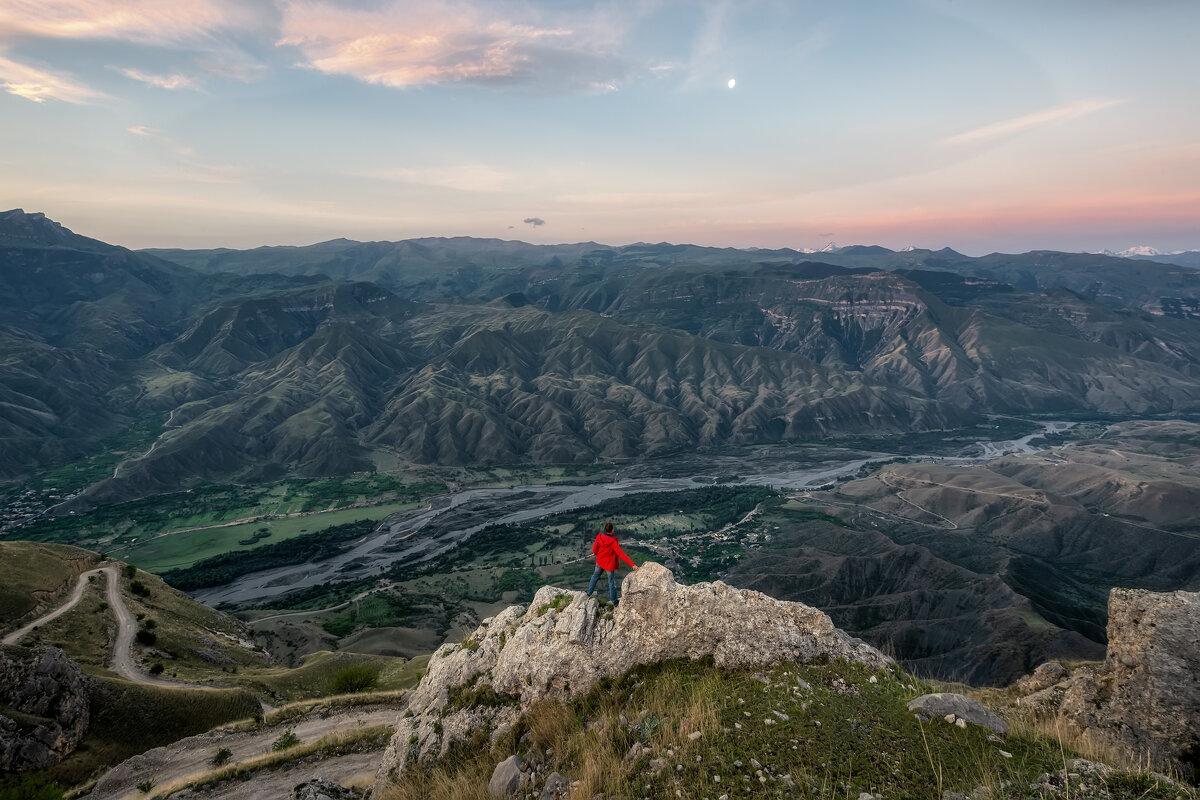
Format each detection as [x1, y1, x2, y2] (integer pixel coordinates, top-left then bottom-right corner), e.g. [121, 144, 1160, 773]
[6, 209, 1200, 504]
[1101, 246, 1200, 269]
[145, 234, 1200, 316]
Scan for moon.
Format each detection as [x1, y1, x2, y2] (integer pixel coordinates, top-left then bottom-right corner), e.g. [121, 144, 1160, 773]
[727, 78, 736, 89]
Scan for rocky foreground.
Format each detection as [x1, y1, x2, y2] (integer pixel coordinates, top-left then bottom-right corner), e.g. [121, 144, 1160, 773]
[1013, 588, 1200, 780]
[374, 562, 891, 791]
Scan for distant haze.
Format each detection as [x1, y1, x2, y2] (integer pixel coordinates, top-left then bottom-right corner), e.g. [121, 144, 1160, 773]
[0, 1, 1197, 254]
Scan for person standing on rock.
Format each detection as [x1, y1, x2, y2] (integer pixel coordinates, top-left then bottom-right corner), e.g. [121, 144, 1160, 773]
[587, 522, 637, 606]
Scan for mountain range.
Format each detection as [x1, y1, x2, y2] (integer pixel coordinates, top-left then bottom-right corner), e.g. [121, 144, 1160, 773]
[6, 209, 1200, 506]
[1102, 246, 1200, 269]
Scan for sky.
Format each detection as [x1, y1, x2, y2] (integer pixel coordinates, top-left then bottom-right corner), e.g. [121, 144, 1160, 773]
[0, 0, 1198, 254]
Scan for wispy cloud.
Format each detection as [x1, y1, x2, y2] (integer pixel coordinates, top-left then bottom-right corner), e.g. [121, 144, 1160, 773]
[116, 67, 197, 90]
[277, 0, 642, 91]
[0, 0, 260, 45]
[558, 190, 714, 207]
[0, 52, 102, 102]
[124, 124, 241, 183]
[941, 99, 1126, 146]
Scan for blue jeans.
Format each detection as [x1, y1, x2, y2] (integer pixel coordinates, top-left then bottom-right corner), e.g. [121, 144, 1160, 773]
[588, 566, 618, 604]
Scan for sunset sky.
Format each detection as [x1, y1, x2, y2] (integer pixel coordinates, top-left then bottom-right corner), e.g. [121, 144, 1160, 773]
[1, 0, 1197, 254]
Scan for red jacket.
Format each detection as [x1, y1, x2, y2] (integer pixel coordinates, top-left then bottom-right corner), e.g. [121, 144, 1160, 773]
[592, 532, 635, 571]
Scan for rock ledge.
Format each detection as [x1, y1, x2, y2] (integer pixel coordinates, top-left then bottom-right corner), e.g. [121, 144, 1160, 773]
[373, 562, 889, 792]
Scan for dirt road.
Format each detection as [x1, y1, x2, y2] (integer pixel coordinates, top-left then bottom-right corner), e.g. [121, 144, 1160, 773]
[88, 702, 406, 800]
[4, 563, 199, 688]
[2, 566, 107, 645]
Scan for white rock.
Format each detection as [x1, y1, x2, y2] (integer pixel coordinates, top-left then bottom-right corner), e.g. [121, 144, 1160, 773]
[374, 563, 889, 792]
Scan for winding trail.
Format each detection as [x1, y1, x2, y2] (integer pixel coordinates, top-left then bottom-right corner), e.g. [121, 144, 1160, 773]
[88, 702, 406, 800]
[4, 564, 202, 687]
[877, 472, 960, 530]
[2, 567, 108, 646]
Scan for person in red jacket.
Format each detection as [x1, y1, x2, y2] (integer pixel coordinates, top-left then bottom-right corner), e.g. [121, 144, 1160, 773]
[587, 521, 638, 605]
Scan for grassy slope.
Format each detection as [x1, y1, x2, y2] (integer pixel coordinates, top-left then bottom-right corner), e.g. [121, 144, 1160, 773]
[2, 543, 421, 696]
[233, 650, 427, 703]
[46, 679, 262, 790]
[380, 658, 1194, 800]
[0, 541, 97, 626]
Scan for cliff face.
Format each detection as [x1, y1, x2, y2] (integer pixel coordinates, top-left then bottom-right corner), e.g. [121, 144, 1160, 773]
[372, 562, 889, 793]
[0, 646, 90, 771]
[1057, 589, 1200, 778]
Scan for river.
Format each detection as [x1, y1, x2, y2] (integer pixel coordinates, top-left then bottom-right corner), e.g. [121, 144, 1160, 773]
[193, 421, 1073, 607]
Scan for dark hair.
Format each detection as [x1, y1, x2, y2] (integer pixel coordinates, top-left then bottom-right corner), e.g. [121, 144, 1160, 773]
[603, 522, 614, 533]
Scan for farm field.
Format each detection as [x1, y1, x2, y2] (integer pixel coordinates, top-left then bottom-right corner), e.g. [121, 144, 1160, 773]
[120, 499, 422, 572]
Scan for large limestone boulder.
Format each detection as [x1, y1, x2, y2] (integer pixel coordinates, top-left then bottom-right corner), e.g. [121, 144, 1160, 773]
[1057, 588, 1200, 778]
[0, 646, 90, 771]
[373, 563, 890, 792]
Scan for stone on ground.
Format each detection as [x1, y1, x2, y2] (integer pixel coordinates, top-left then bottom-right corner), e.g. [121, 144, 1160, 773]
[906, 693, 1009, 735]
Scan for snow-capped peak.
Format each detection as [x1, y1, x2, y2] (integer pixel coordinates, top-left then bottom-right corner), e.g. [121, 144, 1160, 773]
[1102, 245, 1178, 258]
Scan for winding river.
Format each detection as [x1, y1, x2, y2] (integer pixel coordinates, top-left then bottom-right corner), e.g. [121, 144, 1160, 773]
[194, 422, 1073, 607]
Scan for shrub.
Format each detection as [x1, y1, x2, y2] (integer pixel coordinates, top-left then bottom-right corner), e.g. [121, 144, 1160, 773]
[124, 564, 137, 579]
[329, 664, 380, 694]
[142, 618, 157, 629]
[135, 629, 157, 646]
[211, 747, 232, 766]
[149, 663, 165, 676]
[129, 580, 151, 598]
[135, 780, 154, 794]
[272, 730, 301, 751]
[0, 776, 64, 800]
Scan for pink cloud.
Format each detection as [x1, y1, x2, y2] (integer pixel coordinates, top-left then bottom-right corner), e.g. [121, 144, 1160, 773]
[940, 99, 1126, 146]
[116, 67, 196, 89]
[0, 0, 258, 44]
[0, 52, 102, 102]
[277, 0, 637, 90]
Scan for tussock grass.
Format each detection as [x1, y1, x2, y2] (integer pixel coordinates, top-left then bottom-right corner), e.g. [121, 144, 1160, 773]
[378, 657, 1196, 800]
[378, 758, 492, 800]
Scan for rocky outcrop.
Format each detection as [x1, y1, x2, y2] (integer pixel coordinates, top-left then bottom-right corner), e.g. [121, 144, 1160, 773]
[1056, 588, 1200, 778]
[373, 562, 890, 793]
[0, 646, 90, 771]
[292, 778, 362, 800]
[1013, 661, 1069, 695]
